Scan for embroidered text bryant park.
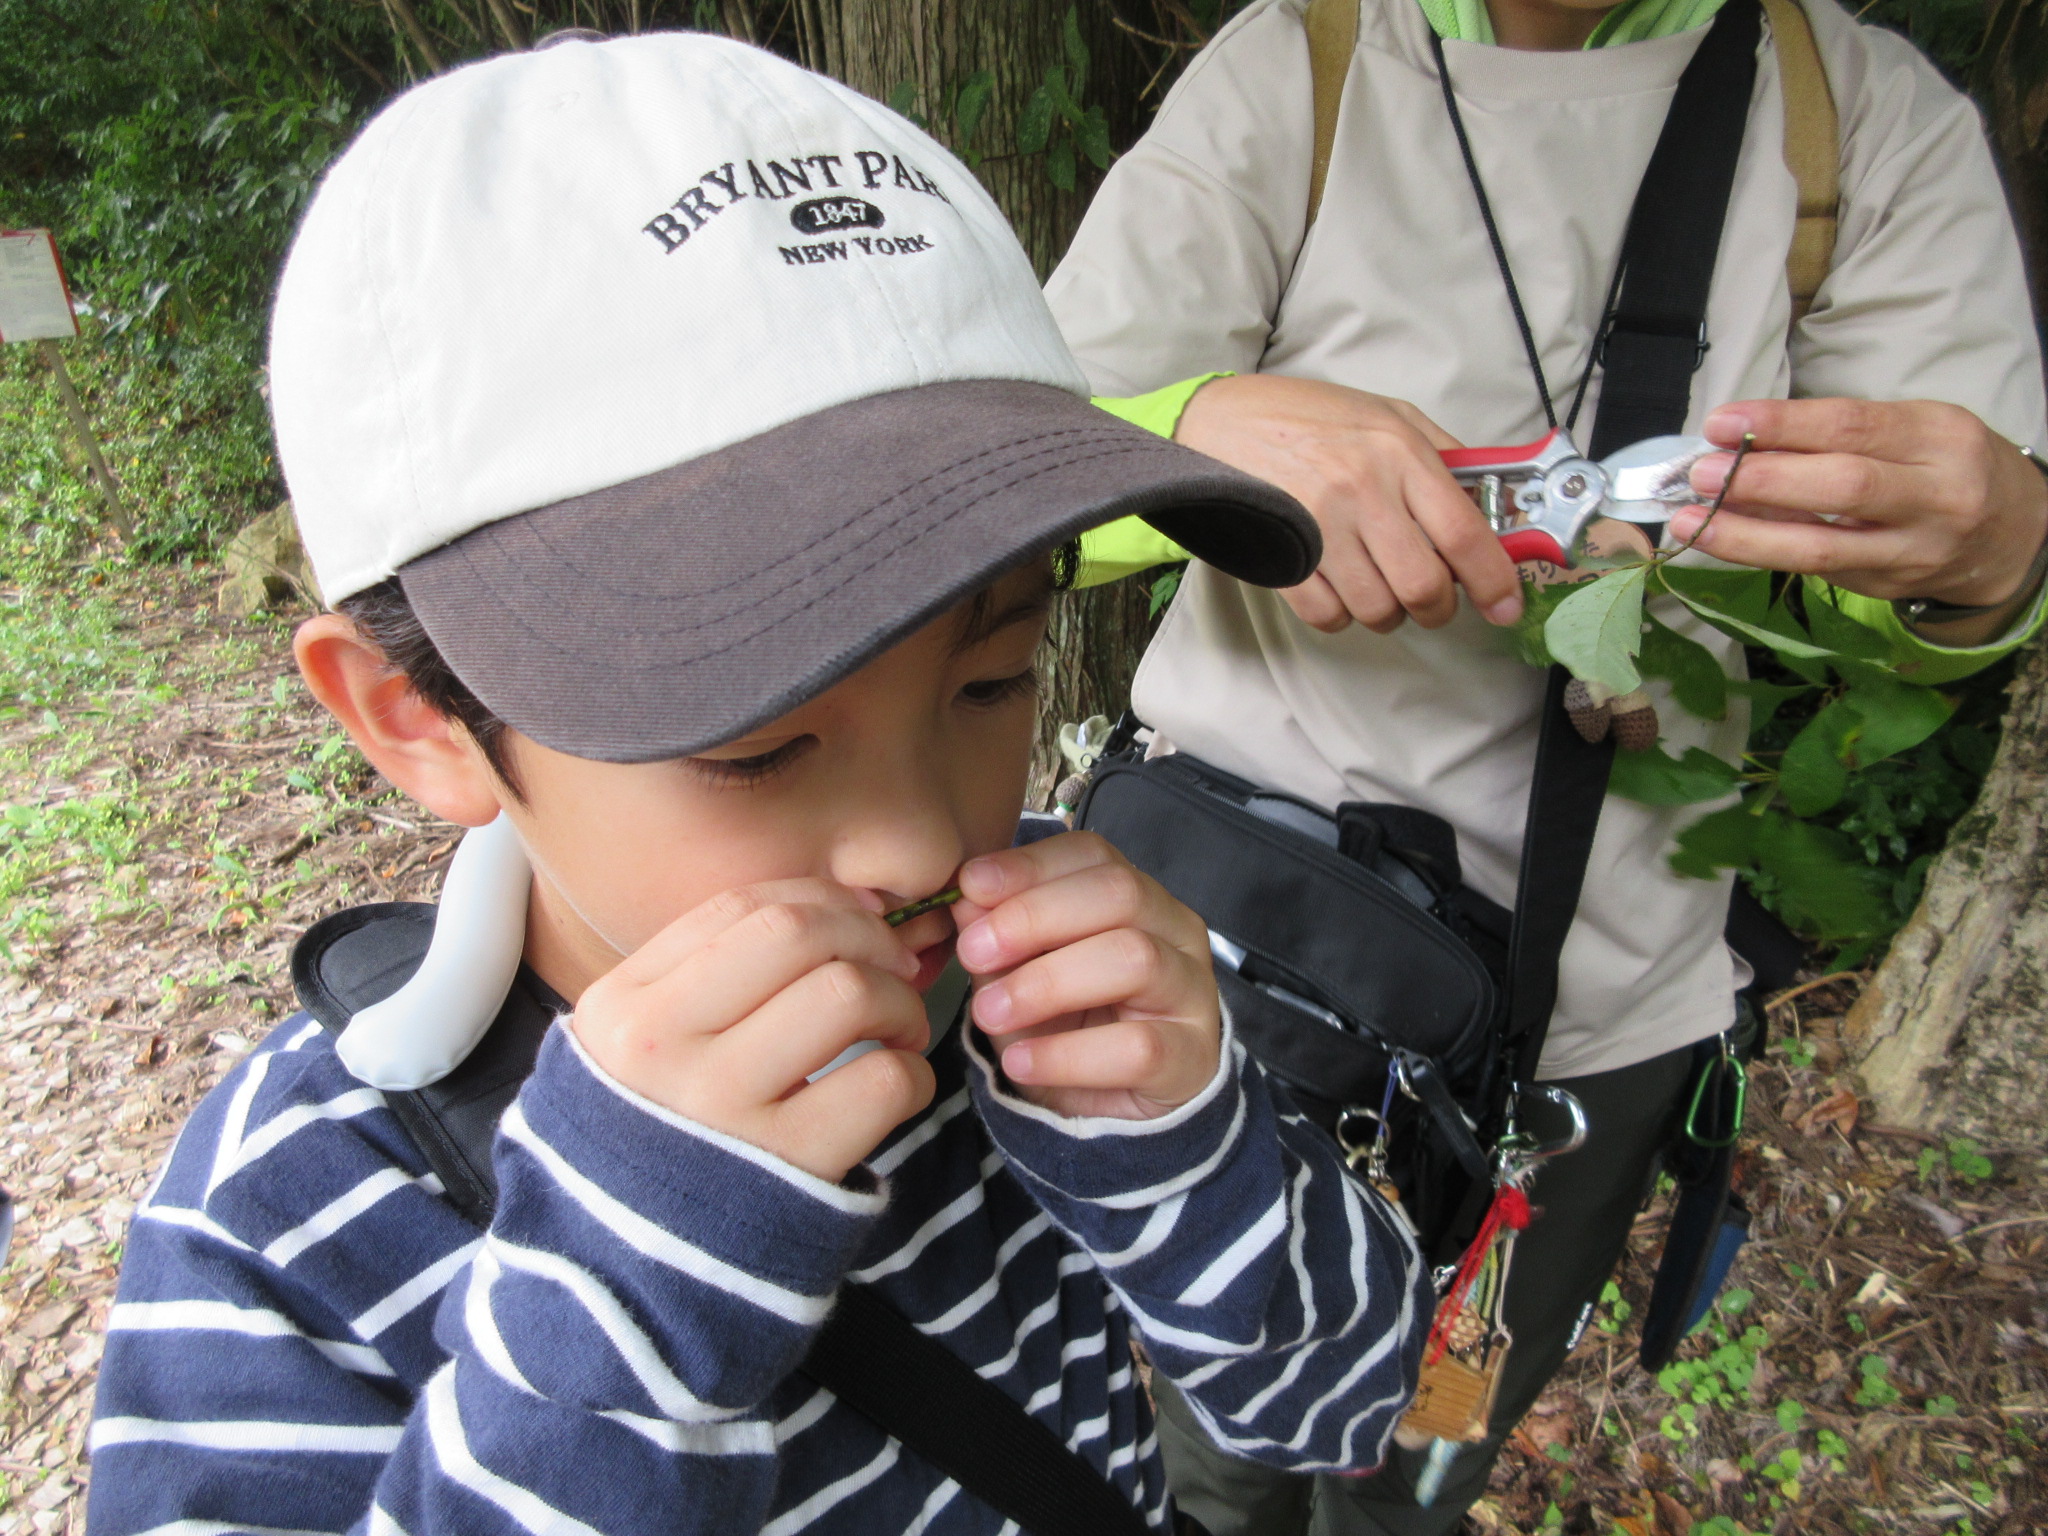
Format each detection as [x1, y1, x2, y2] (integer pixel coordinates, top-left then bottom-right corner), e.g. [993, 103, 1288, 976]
[643, 150, 953, 253]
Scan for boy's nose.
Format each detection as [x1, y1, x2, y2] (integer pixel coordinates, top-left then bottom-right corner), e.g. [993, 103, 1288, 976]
[829, 772, 968, 909]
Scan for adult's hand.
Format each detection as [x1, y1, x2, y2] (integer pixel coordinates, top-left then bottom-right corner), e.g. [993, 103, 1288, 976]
[1670, 399, 2048, 644]
[1174, 373, 1524, 633]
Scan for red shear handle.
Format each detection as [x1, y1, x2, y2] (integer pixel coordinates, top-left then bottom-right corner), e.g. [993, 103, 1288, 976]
[1438, 430, 1566, 474]
[1499, 528, 1570, 568]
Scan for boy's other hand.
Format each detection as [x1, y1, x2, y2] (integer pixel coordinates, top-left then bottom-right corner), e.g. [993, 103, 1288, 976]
[570, 880, 936, 1184]
[954, 833, 1221, 1120]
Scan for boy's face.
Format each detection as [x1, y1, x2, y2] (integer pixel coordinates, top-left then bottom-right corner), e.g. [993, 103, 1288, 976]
[465, 565, 1052, 1001]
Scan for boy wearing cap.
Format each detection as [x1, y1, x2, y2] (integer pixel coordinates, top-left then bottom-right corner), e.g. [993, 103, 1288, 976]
[85, 32, 1428, 1536]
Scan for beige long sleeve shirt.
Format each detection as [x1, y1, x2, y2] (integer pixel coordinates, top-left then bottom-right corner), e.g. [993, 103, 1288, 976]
[1046, 0, 2046, 1078]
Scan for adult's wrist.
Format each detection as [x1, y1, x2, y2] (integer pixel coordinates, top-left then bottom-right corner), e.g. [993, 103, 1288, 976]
[1894, 443, 2048, 630]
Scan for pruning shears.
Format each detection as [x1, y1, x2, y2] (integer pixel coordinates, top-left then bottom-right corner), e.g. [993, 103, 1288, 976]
[1440, 429, 1719, 569]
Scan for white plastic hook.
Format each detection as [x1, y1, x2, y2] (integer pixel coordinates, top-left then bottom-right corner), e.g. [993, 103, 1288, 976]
[334, 815, 533, 1090]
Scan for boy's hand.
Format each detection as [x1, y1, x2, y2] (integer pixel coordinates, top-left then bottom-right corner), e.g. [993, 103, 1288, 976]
[954, 833, 1221, 1120]
[569, 881, 936, 1184]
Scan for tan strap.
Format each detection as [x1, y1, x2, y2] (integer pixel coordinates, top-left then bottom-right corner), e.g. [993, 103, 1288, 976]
[1761, 0, 1838, 321]
[1304, 0, 1360, 227]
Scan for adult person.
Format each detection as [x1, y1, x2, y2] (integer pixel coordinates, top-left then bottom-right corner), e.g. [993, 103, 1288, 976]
[1046, 0, 2048, 1529]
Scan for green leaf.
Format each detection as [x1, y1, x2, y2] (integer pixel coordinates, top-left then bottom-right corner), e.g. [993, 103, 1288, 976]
[953, 70, 996, 144]
[887, 80, 921, 122]
[1075, 105, 1112, 170]
[1754, 814, 1891, 941]
[1544, 564, 1650, 695]
[1768, 595, 1830, 683]
[1656, 564, 1772, 627]
[1806, 591, 1894, 661]
[1638, 613, 1727, 720]
[1778, 699, 1859, 815]
[1609, 745, 1741, 806]
[1062, 6, 1091, 94]
[1508, 578, 1577, 667]
[1725, 677, 1813, 736]
[1664, 582, 1840, 661]
[1669, 804, 1761, 879]
[1016, 86, 1056, 155]
[1046, 137, 1078, 191]
[1840, 675, 1955, 767]
[1043, 64, 1084, 125]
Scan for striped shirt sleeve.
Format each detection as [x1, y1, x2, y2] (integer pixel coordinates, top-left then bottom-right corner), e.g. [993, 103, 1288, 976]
[88, 1022, 884, 1536]
[962, 1019, 1431, 1474]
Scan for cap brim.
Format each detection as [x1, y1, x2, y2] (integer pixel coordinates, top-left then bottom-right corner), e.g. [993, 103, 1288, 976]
[399, 378, 1317, 762]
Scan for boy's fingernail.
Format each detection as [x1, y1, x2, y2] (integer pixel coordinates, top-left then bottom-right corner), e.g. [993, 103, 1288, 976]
[1668, 509, 1707, 544]
[853, 888, 887, 913]
[1001, 1040, 1033, 1079]
[974, 982, 1012, 1029]
[1484, 595, 1523, 626]
[955, 921, 998, 969]
[958, 856, 1003, 901]
[1691, 457, 1729, 495]
[1704, 409, 1752, 444]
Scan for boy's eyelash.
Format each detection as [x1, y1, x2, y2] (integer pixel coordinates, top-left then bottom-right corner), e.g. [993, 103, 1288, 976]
[686, 737, 814, 787]
[961, 669, 1040, 708]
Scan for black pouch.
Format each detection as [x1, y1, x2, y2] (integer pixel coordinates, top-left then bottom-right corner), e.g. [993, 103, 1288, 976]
[1074, 750, 1509, 1256]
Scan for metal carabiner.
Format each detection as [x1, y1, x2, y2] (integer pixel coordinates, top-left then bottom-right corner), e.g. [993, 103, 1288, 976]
[1495, 1083, 1590, 1168]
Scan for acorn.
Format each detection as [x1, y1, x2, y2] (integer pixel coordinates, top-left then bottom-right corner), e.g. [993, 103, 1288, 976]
[1562, 677, 1612, 744]
[1052, 773, 1091, 818]
[1609, 688, 1660, 752]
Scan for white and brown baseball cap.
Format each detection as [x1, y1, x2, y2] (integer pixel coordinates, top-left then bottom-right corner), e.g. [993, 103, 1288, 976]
[269, 32, 1316, 762]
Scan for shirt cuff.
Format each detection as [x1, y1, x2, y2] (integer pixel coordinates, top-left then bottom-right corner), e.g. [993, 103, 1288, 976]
[505, 1023, 885, 1298]
[964, 1018, 1246, 1209]
[1073, 375, 1230, 588]
[1814, 577, 2048, 685]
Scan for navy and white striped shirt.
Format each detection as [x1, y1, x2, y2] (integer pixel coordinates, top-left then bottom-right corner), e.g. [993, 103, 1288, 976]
[89, 979, 1428, 1534]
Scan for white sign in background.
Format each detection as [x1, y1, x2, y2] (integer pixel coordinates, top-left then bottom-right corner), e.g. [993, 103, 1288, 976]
[0, 230, 80, 343]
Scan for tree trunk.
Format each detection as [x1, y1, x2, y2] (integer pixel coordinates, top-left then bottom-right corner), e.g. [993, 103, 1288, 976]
[1843, 635, 2048, 1150]
[806, 0, 1162, 805]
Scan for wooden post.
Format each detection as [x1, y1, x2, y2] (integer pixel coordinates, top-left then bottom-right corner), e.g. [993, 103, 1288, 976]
[37, 338, 133, 542]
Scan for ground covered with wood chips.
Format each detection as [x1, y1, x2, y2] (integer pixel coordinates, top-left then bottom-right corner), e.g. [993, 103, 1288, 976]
[0, 572, 2042, 1535]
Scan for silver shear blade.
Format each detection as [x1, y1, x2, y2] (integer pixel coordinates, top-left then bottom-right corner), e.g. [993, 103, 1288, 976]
[1598, 434, 1717, 523]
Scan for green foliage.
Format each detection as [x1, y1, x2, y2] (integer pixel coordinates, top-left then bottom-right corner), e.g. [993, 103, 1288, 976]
[1545, 561, 1649, 693]
[1015, 11, 1114, 192]
[1540, 558, 2005, 961]
[1852, 1354, 1903, 1409]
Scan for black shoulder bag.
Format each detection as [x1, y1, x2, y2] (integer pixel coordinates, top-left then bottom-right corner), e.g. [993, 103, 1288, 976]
[291, 905, 1176, 1536]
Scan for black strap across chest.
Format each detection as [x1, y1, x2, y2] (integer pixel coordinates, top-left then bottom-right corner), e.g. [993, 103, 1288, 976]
[292, 904, 1156, 1536]
[1497, 0, 1765, 1092]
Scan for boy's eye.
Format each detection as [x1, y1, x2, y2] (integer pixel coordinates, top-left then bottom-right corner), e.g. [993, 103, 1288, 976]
[960, 669, 1040, 708]
[686, 736, 815, 786]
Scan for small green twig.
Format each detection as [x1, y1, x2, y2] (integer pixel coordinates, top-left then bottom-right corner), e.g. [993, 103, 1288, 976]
[1654, 432, 1755, 572]
[884, 887, 961, 927]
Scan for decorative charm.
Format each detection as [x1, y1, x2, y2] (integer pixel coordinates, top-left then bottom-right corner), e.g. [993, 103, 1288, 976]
[1608, 687, 1660, 751]
[1562, 676, 1612, 743]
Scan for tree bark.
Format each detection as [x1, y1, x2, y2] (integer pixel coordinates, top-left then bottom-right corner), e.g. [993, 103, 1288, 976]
[1843, 635, 2048, 1150]
[807, 0, 1162, 805]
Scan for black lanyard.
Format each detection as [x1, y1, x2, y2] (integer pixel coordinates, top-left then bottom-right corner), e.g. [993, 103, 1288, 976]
[1427, 0, 1764, 454]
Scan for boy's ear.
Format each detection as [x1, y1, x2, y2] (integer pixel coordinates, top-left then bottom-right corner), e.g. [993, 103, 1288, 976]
[294, 613, 507, 828]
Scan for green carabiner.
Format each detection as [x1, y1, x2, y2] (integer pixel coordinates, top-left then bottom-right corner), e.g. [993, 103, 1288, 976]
[1684, 1040, 1747, 1149]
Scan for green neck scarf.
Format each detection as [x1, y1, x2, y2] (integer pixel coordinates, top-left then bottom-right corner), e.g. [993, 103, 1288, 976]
[1415, 0, 1728, 48]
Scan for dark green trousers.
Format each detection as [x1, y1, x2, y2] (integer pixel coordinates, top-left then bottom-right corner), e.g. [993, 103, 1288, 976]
[1156, 1045, 1694, 1536]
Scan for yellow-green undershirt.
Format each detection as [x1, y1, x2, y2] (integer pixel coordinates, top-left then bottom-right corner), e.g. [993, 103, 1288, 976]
[1080, 377, 2048, 682]
[1415, 0, 1730, 48]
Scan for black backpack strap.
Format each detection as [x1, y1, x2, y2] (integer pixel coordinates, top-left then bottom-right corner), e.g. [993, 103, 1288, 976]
[1504, 669, 1616, 1091]
[804, 1286, 1155, 1536]
[291, 904, 1157, 1536]
[1587, 0, 1763, 460]
[1506, 0, 1766, 1087]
